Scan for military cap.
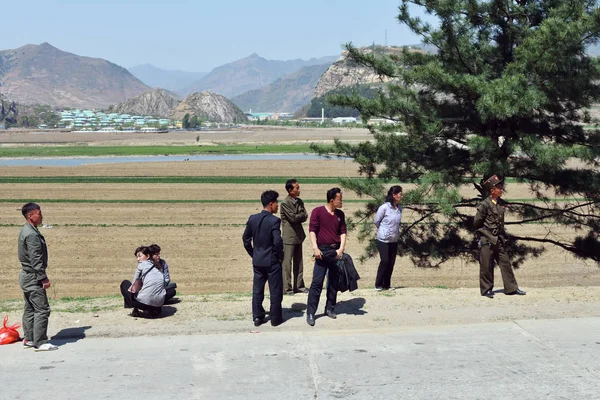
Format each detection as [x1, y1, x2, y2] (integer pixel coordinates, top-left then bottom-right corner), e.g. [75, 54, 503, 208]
[482, 175, 503, 193]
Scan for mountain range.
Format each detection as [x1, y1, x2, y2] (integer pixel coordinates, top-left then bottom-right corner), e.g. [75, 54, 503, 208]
[231, 63, 332, 113]
[0, 42, 418, 117]
[179, 53, 338, 98]
[127, 64, 207, 93]
[0, 43, 149, 109]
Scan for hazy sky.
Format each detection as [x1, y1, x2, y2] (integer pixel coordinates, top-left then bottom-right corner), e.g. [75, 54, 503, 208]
[1, 0, 434, 72]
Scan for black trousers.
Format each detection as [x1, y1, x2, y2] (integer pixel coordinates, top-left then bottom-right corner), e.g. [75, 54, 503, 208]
[165, 288, 176, 302]
[307, 258, 339, 315]
[252, 264, 283, 322]
[120, 280, 162, 313]
[375, 240, 399, 289]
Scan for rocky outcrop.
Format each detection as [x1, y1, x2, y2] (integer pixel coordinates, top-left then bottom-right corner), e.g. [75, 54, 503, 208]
[0, 93, 19, 125]
[0, 42, 150, 108]
[232, 63, 331, 113]
[107, 89, 181, 117]
[314, 46, 417, 98]
[172, 91, 247, 123]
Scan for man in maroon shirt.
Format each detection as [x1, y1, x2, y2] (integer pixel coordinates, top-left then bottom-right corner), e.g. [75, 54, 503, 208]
[306, 187, 347, 326]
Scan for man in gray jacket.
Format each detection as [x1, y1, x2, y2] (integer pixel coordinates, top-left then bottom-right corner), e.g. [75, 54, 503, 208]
[18, 203, 57, 351]
[280, 179, 309, 294]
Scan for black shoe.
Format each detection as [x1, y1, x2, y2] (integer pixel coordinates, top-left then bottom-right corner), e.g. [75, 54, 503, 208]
[306, 314, 315, 326]
[129, 308, 143, 317]
[270, 319, 282, 327]
[325, 309, 337, 319]
[482, 290, 494, 298]
[253, 317, 265, 327]
[506, 288, 526, 296]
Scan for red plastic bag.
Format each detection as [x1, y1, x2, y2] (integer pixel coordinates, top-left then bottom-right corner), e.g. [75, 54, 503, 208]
[0, 315, 21, 345]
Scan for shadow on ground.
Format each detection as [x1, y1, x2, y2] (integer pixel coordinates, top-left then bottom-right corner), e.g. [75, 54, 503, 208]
[335, 297, 367, 316]
[51, 325, 92, 346]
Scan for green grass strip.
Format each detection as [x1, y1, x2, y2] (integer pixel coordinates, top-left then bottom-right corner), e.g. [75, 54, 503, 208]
[0, 144, 314, 157]
[0, 176, 343, 184]
[0, 176, 573, 185]
[0, 198, 588, 204]
[0, 198, 366, 204]
[0, 218, 589, 229]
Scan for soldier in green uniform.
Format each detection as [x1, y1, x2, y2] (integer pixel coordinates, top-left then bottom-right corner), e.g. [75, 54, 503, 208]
[474, 176, 526, 298]
[18, 203, 57, 351]
[280, 179, 309, 295]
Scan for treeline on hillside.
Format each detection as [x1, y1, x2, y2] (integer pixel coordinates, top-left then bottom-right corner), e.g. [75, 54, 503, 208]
[305, 85, 380, 118]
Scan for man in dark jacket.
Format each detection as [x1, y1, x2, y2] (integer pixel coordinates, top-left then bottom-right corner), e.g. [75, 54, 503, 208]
[280, 179, 308, 295]
[18, 203, 57, 351]
[474, 175, 526, 298]
[242, 190, 285, 326]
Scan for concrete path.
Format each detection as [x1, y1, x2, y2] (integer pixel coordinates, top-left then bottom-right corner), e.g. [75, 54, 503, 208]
[1, 317, 599, 400]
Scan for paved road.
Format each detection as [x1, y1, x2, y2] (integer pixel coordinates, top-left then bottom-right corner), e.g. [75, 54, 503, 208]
[1, 317, 599, 400]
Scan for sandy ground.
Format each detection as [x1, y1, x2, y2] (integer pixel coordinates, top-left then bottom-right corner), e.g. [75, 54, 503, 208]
[0, 158, 597, 300]
[1, 286, 600, 339]
[0, 127, 598, 338]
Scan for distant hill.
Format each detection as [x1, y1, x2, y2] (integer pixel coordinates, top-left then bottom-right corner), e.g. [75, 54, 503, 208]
[0, 43, 150, 109]
[172, 91, 247, 123]
[232, 63, 332, 113]
[181, 53, 338, 98]
[128, 64, 207, 93]
[107, 89, 181, 118]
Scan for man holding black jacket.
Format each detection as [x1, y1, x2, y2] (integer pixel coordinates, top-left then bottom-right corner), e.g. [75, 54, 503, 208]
[306, 187, 347, 327]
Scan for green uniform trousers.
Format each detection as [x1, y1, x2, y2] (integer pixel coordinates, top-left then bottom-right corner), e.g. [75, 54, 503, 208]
[479, 241, 518, 295]
[20, 272, 51, 347]
[282, 243, 305, 293]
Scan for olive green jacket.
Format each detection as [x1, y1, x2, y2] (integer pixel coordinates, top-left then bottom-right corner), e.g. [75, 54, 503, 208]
[280, 195, 308, 245]
[473, 197, 506, 245]
[18, 222, 48, 290]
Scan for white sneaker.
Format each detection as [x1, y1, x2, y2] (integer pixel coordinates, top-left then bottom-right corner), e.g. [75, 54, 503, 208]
[23, 340, 35, 349]
[34, 343, 58, 352]
[375, 287, 383, 291]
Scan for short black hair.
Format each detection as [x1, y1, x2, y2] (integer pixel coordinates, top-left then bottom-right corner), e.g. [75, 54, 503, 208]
[285, 179, 297, 193]
[21, 202, 40, 218]
[148, 244, 161, 254]
[134, 246, 151, 257]
[261, 190, 279, 207]
[326, 187, 342, 203]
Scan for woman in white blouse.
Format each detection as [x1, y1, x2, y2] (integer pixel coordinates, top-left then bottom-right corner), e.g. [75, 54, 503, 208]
[373, 185, 403, 291]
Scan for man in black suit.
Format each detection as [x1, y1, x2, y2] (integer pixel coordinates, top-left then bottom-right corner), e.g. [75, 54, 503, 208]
[242, 190, 285, 327]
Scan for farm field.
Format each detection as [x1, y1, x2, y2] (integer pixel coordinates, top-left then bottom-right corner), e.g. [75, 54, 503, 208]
[0, 128, 598, 301]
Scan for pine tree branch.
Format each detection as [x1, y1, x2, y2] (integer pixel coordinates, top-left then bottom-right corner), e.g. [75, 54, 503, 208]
[509, 235, 577, 253]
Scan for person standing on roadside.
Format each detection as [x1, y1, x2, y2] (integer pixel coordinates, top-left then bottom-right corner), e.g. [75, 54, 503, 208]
[374, 185, 403, 291]
[306, 187, 346, 327]
[18, 203, 57, 351]
[280, 179, 309, 295]
[242, 190, 285, 327]
[474, 175, 526, 298]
